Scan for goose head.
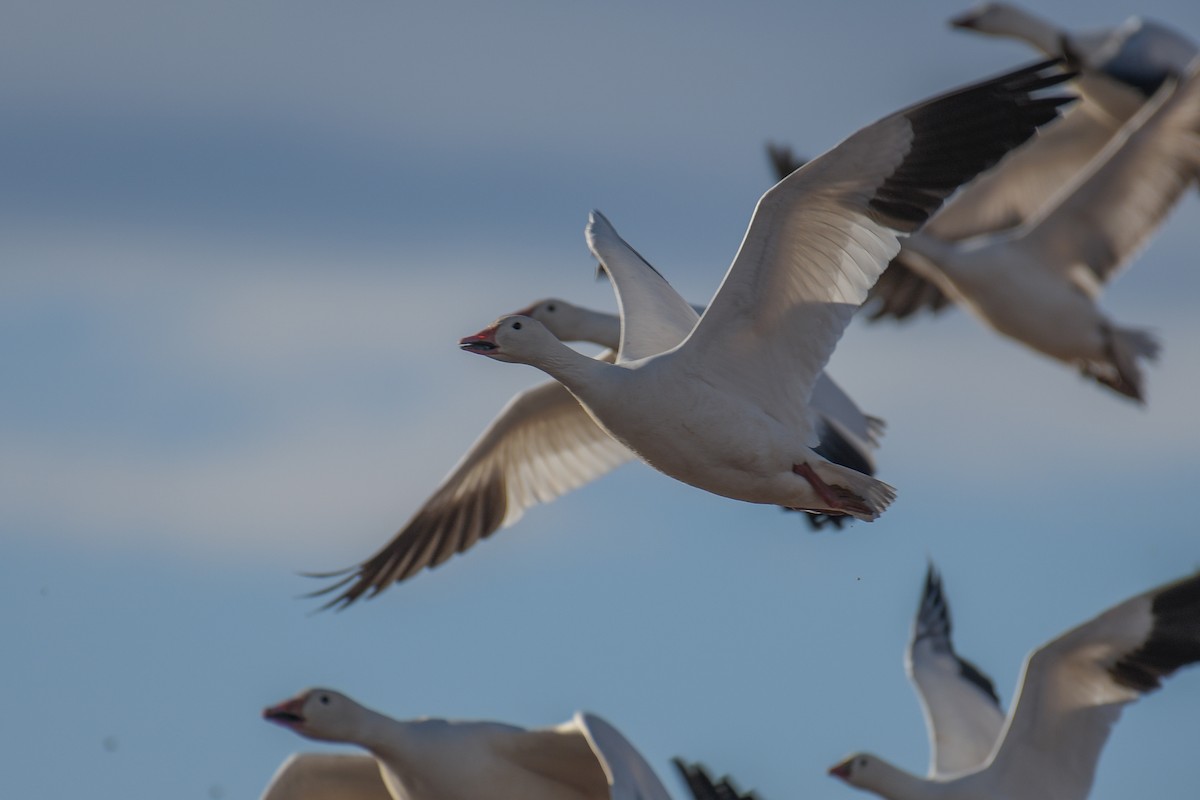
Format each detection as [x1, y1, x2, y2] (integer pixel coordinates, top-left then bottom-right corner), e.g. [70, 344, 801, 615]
[263, 688, 368, 744]
[459, 315, 569, 366]
[949, 4, 1062, 60]
[825, 753, 916, 796]
[514, 298, 620, 349]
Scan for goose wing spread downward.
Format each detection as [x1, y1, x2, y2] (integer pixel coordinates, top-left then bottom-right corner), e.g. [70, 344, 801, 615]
[677, 61, 1073, 439]
[312, 377, 633, 609]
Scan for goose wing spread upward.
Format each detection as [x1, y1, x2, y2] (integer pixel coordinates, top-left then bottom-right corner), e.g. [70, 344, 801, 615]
[984, 573, 1200, 798]
[259, 753, 390, 800]
[678, 61, 1073, 436]
[906, 566, 1006, 777]
[312, 378, 633, 609]
[495, 714, 672, 800]
[1019, 63, 1200, 295]
[586, 210, 701, 362]
[576, 713, 675, 800]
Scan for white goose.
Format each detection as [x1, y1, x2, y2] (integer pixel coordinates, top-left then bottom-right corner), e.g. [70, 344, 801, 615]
[519, 297, 885, 524]
[951, 4, 1198, 108]
[829, 571, 1200, 800]
[459, 62, 1071, 520]
[262, 688, 673, 800]
[892, 62, 1200, 401]
[311, 294, 882, 609]
[823, 5, 1198, 326]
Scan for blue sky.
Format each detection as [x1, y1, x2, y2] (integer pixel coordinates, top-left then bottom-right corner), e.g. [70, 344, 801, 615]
[4, 1, 1200, 798]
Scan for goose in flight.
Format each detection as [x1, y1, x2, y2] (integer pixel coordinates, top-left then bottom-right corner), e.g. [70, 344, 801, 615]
[306, 63, 1068, 611]
[519, 297, 883, 530]
[829, 570, 1200, 800]
[775, 60, 1200, 400]
[459, 62, 1072, 521]
[845, 5, 1198, 330]
[309, 292, 881, 610]
[262, 688, 673, 800]
[951, 3, 1197, 104]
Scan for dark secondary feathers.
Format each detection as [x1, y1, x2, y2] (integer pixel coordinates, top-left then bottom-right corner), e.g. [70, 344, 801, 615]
[1109, 571, 1200, 692]
[673, 759, 760, 800]
[915, 564, 1002, 707]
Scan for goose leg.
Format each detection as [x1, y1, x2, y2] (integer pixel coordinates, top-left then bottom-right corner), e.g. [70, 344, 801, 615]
[792, 463, 867, 516]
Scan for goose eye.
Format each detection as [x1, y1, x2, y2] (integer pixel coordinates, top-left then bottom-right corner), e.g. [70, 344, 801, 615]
[547, 304, 556, 312]
[513, 321, 522, 330]
[857, 758, 867, 768]
[320, 695, 330, 705]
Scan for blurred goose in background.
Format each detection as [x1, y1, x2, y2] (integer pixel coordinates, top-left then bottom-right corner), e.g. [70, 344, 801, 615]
[262, 689, 673, 800]
[780, 6, 1198, 330]
[673, 759, 760, 800]
[829, 570, 1200, 800]
[771, 60, 1200, 401]
[906, 564, 1005, 776]
[458, 62, 1071, 527]
[951, 3, 1198, 106]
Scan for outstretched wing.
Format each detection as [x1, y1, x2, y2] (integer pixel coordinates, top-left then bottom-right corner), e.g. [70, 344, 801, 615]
[310, 377, 633, 609]
[679, 62, 1073, 441]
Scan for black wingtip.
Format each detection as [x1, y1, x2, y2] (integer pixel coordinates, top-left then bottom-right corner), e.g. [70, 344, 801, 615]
[766, 142, 807, 182]
[914, 563, 1002, 707]
[868, 59, 1076, 232]
[673, 758, 760, 800]
[1110, 572, 1200, 693]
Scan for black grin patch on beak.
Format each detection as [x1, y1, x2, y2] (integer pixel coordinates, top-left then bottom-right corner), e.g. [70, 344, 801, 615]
[265, 710, 305, 724]
[460, 341, 498, 352]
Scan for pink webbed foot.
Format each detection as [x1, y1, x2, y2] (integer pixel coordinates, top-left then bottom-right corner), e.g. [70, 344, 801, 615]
[792, 463, 871, 517]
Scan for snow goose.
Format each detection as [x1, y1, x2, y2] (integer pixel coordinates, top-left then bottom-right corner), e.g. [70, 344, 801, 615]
[673, 759, 759, 800]
[520, 296, 884, 530]
[951, 4, 1198, 104]
[906, 564, 1005, 776]
[460, 61, 1072, 521]
[259, 752, 392, 800]
[310, 295, 880, 610]
[829, 570, 1200, 800]
[892, 62, 1200, 401]
[262, 688, 673, 800]
[795, 6, 1197, 325]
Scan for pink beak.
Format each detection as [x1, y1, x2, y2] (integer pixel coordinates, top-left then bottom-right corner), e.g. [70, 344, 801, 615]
[828, 759, 854, 780]
[262, 696, 306, 728]
[459, 325, 500, 354]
